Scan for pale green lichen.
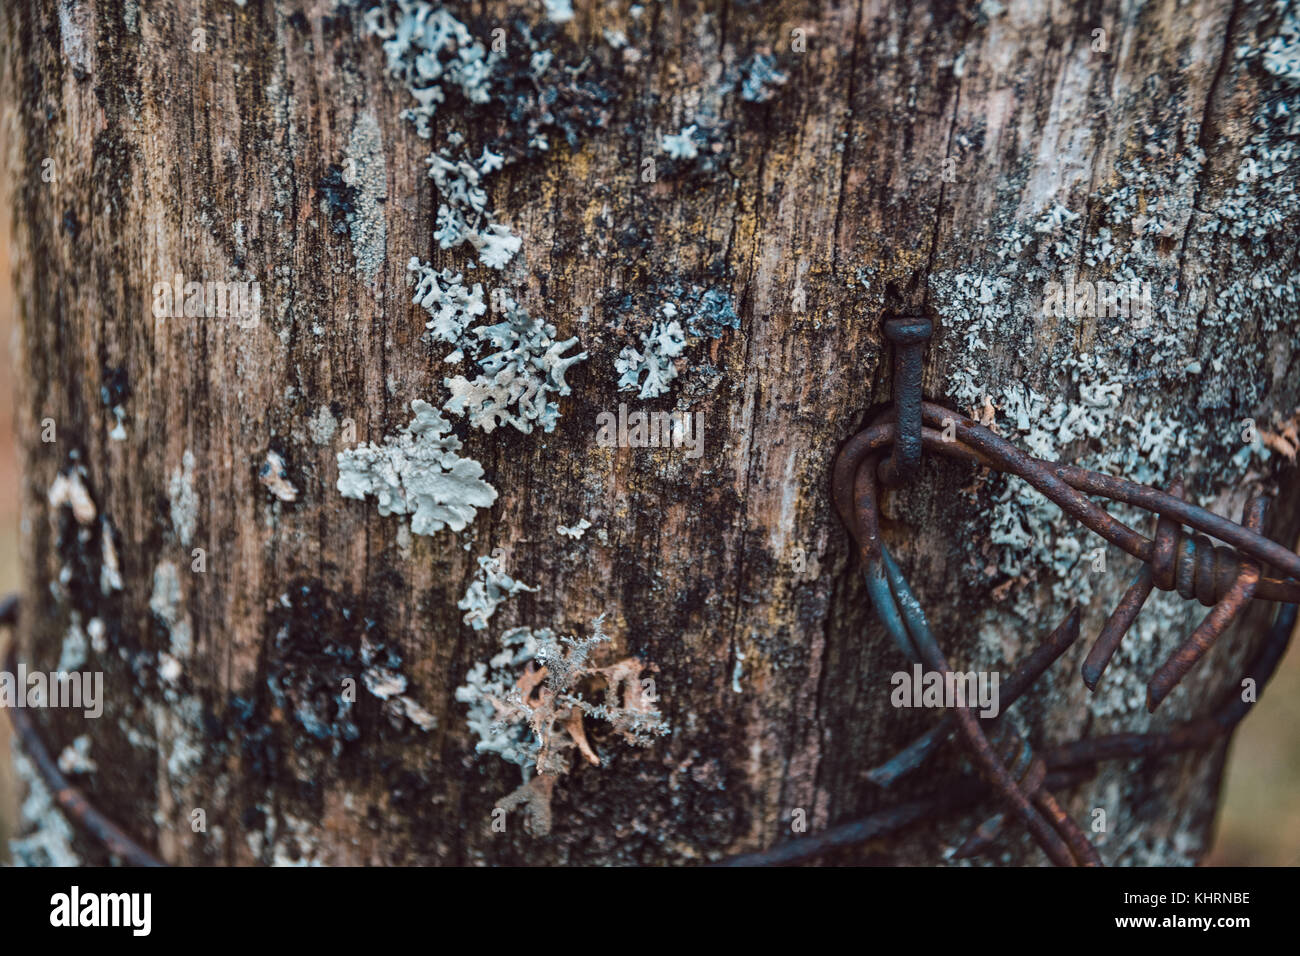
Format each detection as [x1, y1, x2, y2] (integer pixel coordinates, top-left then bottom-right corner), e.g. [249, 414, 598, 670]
[556, 518, 592, 539]
[455, 626, 548, 769]
[408, 257, 587, 436]
[408, 257, 486, 347]
[359, 637, 438, 731]
[368, 1, 600, 441]
[336, 399, 497, 534]
[8, 752, 81, 866]
[933, 127, 1294, 604]
[661, 125, 701, 160]
[740, 52, 788, 103]
[307, 405, 338, 445]
[615, 319, 686, 399]
[56, 735, 97, 776]
[150, 560, 192, 663]
[440, 294, 588, 434]
[365, 1, 523, 269]
[57, 613, 88, 672]
[1256, 0, 1300, 84]
[363, 1, 498, 137]
[345, 110, 389, 282]
[611, 284, 738, 398]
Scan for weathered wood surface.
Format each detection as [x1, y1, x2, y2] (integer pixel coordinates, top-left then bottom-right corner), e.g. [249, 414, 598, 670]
[2, 0, 1298, 865]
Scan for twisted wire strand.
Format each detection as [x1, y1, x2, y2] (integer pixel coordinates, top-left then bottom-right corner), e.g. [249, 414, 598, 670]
[832, 411, 1300, 602]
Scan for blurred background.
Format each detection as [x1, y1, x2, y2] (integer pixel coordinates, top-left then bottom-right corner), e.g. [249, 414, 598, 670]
[0, 194, 1295, 867]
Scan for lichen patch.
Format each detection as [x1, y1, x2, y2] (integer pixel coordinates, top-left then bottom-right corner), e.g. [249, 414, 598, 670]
[336, 399, 497, 534]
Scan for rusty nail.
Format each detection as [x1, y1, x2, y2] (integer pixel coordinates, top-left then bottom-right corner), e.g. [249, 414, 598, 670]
[877, 316, 932, 487]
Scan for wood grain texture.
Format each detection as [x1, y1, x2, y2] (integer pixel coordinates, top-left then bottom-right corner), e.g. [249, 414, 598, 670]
[2, 0, 1298, 865]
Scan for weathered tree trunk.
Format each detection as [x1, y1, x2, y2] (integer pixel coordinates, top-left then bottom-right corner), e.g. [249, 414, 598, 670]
[2, 0, 1298, 866]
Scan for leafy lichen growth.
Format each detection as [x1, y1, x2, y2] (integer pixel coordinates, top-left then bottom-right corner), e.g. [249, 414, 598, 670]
[661, 125, 701, 160]
[363, 1, 498, 138]
[360, 637, 438, 731]
[609, 282, 738, 398]
[336, 399, 497, 535]
[615, 319, 686, 399]
[345, 110, 389, 282]
[8, 752, 81, 866]
[365, 2, 524, 269]
[739, 52, 788, 103]
[425, 150, 521, 270]
[541, 0, 574, 25]
[408, 257, 486, 346]
[368, 1, 611, 442]
[455, 625, 546, 769]
[408, 261, 588, 435]
[1258, 0, 1300, 83]
[440, 293, 588, 434]
[685, 286, 740, 338]
[556, 518, 591, 539]
[167, 449, 197, 547]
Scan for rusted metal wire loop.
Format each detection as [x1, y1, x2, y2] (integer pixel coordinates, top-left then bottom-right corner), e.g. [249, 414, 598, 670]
[834, 412, 1300, 703]
[857, 444, 1103, 865]
[1, 595, 165, 867]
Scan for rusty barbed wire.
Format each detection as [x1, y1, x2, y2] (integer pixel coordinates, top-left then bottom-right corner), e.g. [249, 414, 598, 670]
[806, 316, 1300, 867]
[717, 600, 1296, 866]
[852, 441, 1102, 865]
